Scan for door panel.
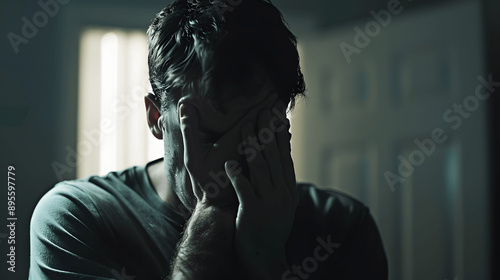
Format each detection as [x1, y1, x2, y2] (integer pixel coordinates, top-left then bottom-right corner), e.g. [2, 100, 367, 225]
[291, 1, 489, 279]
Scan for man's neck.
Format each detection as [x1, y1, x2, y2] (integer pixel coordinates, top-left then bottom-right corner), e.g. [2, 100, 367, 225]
[146, 159, 189, 218]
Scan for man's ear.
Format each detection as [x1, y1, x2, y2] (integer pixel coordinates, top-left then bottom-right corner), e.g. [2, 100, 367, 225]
[145, 93, 163, 140]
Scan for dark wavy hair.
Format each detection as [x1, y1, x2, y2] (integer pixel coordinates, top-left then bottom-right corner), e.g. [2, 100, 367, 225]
[147, 0, 306, 113]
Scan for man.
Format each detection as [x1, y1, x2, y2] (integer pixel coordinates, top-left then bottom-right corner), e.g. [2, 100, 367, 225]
[30, 0, 388, 279]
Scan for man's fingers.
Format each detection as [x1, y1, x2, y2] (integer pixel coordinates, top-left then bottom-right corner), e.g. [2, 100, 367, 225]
[259, 109, 286, 191]
[225, 161, 254, 206]
[179, 103, 202, 171]
[213, 91, 279, 153]
[242, 123, 270, 198]
[272, 104, 298, 204]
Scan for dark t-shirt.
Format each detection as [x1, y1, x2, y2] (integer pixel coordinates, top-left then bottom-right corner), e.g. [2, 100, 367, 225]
[29, 159, 388, 279]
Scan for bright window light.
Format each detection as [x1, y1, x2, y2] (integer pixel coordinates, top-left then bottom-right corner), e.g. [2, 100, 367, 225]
[78, 28, 163, 177]
[100, 32, 119, 175]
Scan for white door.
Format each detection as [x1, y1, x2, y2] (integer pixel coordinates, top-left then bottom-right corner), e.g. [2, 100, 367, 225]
[290, 1, 490, 279]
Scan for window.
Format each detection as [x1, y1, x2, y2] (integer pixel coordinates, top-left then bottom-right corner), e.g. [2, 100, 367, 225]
[77, 28, 163, 177]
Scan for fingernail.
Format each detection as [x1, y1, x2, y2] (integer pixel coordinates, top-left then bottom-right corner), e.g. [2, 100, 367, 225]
[180, 103, 192, 118]
[225, 161, 235, 175]
[179, 104, 185, 118]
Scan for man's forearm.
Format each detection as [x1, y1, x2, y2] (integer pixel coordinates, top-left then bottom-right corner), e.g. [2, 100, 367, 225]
[170, 203, 236, 280]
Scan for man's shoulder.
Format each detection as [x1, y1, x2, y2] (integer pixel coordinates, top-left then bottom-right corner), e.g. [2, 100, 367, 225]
[32, 180, 109, 223]
[50, 164, 141, 198]
[296, 182, 368, 215]
[39, 174, 122, 205]
[46, 178, 112, 199]
[288, 183, 388, 278]
[30, 181, 105, 246]
[33, 167, 141, 223]
[294, 182, 370, 239]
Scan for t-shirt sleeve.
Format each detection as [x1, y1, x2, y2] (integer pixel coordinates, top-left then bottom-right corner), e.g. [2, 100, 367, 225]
[29, 182, 123, 280]
[342, 208, 389, 279]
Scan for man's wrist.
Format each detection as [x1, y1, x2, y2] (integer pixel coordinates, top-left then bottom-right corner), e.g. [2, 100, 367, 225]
[170, 202, 237, 279]
[191, 200, 237, 224]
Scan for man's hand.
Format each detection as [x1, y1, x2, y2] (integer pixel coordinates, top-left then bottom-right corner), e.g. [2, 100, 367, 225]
[172, 92, 296, 280]
[226, 103, 299, 280]
[178, 91, 279, 209]
[179, 102, 239, 209]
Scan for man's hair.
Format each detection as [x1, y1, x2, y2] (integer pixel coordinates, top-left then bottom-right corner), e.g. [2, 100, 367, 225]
[147, 0, 306, 112]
